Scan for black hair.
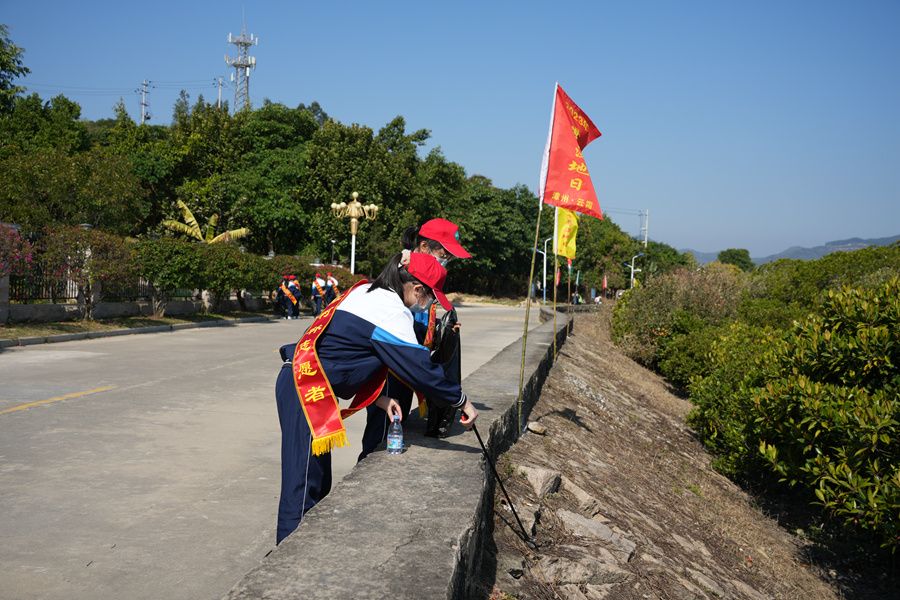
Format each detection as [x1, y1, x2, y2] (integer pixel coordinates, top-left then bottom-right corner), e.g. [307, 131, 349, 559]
[368, 252, 432, 302]
[401, 225, 444, 254]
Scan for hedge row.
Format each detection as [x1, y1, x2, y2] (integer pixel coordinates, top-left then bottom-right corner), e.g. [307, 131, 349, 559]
[7, 225, 361, 318]
[611, 245, 900, 550]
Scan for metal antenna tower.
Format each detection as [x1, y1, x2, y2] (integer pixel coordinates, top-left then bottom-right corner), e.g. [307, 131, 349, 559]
[225, 21, 257, 111]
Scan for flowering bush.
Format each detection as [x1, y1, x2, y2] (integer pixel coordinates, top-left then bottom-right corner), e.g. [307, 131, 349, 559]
[0, 224, 33, 278]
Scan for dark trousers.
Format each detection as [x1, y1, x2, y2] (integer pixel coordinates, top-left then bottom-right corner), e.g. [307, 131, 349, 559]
[312, 296, 322, 316]
[275, 361, 332, 544]
[358, 375, 414, 461]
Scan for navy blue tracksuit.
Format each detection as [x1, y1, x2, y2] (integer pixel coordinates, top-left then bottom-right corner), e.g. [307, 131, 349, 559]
[274, 284, 466, 544]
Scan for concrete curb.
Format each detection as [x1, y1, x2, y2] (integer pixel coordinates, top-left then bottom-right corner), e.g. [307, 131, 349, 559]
[224, 309, 572, 599]
[0, 315, 280, 349]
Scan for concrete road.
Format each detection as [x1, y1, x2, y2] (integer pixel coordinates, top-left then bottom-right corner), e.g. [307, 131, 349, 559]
[0, 304, 540, 600]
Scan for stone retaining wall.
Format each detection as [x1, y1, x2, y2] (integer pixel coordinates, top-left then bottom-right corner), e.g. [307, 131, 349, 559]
[225, 309, 571, 599]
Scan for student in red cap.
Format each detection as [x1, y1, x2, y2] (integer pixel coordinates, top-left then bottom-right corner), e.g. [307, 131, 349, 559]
[274, 252, 478, 544]
[401, 218, 472, 265]
[359, 219, 473, 459]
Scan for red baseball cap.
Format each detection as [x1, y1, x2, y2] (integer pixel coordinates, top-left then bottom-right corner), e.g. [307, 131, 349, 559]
[406, 253, 453, 311]
[418, 218, 472, 259]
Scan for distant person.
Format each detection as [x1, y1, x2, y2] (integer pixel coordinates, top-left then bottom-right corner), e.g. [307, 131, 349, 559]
[325, 272, 340, 305]
[310, 272, 326, 316]
[275, 252, 479, 544]
[287, 276, 302, 319]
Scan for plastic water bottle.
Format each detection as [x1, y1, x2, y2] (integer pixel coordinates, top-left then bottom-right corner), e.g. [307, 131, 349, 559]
[387, 415, 403, 455]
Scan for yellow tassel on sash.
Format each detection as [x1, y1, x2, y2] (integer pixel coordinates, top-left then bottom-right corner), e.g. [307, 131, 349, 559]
[311, 430, 349, 456]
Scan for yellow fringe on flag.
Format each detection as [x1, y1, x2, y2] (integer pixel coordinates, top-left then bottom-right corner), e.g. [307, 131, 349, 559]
[311, 430, 349, 456]
[418, 402, 427, 418]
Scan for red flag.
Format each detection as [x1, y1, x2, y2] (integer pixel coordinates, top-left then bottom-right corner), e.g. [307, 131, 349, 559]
[539, 84, 603, 220]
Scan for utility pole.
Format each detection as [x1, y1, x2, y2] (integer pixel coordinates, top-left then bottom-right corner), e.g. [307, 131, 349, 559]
[137, 79, 151, 124]
[640, 209, 649, 248]
[225, 20, 258, 112]
[215, 76, 224, 109]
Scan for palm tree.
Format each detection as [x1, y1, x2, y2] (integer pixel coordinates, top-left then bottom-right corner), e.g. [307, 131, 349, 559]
[162, 200, 250, 244]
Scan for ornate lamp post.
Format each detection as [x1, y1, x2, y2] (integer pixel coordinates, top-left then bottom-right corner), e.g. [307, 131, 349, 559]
[330, 191, 379, 274]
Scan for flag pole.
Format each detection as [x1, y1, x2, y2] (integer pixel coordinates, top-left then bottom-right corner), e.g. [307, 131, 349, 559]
[515, 204, 543, 433]
[515, 82, 558, 433]
[552, 206, 559, 361]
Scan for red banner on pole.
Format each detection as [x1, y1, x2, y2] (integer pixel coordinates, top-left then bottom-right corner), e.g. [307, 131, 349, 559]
[539, 84, 603, 220]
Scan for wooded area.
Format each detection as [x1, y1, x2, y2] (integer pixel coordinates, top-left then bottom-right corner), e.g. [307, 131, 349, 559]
[0, 25, 691, 300]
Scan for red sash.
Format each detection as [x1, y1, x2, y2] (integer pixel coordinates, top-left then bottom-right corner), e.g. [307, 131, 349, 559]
[292, 280, 387, 455]
[280, 283, 298, 305]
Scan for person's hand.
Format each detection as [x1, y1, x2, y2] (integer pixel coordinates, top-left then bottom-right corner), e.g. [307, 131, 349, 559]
[459, 398, 478, 429]
[374, 395, 403, 422]
[452, 321, 461, 333]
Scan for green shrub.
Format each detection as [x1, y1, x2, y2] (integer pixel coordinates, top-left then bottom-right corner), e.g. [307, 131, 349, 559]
[755, 278, 900, 549]
[132, 237, 202, 315]
[657, 315, 723, 392]
[612, 263, 746, 367]
[748, 245, 900, 313]
[686, 322, 779, 477]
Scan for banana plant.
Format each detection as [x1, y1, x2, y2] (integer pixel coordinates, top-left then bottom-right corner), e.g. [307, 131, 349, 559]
[161, 199, 249, 244]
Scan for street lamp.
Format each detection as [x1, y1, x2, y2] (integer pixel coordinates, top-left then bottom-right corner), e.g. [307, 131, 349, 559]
[629, 252, 645, 289]
[330, 191, 379, 274]
[330, 239, 336, 265]
[542, 236, 552, 304]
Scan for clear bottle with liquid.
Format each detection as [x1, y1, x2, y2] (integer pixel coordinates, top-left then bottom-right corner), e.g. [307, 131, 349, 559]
[387, 415, 403, 455]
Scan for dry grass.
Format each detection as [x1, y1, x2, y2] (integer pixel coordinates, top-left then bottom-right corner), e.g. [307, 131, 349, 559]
[0, 311, 270, 341]
[478, 306, 857, 599]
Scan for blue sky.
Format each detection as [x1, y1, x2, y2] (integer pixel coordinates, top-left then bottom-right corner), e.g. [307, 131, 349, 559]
[4, 0, 899, 256]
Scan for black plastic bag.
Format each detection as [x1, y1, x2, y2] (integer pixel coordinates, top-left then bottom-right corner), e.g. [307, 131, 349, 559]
[425, 309, 461, 438]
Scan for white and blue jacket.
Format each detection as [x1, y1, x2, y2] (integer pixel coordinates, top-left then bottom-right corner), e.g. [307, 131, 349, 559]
[280, 284, 466, 409]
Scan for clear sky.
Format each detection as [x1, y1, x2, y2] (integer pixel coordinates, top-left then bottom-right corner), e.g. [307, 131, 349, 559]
[4, 0, 899, 256]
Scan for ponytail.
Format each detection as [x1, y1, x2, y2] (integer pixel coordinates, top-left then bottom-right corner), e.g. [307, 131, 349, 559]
[401, 224, 445, 254]
[368, 252, 418, 302]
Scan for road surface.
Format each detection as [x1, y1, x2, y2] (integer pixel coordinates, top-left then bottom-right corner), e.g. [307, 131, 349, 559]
[0, 304, 540, 600]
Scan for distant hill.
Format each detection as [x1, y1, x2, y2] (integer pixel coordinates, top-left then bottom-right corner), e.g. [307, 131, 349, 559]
[683, 234, 900, 266]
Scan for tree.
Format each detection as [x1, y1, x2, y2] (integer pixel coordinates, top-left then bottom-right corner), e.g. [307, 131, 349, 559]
[718, 248, 754, 272]
[161, 199, 249, 244]
[132, 237, 202, 316]
[39, 226, 135, 320]
[0, 24, 29, 114]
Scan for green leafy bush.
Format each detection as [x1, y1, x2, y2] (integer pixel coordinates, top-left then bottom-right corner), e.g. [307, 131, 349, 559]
[686, 322, 780, 477]
[755, 278, 900, 549]
[132, 237, 202, 315]
[656, 314, 722, 392]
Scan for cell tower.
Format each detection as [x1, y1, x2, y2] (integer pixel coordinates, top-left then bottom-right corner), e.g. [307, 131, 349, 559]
[225, 22, 258, 112]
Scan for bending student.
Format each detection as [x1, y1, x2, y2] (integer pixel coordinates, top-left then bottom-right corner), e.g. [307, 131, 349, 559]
[274, 252, 478, 544]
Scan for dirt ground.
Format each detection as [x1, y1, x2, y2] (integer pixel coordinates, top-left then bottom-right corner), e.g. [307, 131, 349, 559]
[477, 306, 895, 600]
